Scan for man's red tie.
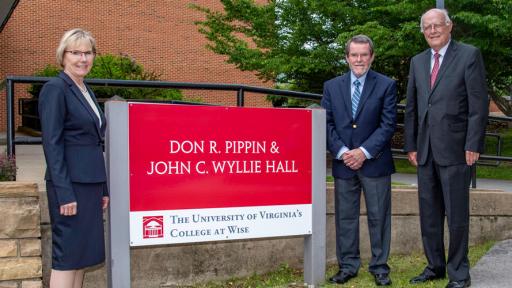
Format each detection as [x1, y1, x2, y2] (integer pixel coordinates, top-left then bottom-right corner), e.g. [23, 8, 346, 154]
[430, 52, 440, 88]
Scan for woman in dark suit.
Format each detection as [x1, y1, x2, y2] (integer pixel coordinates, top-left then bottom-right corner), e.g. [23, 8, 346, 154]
[39, 28, 108, 288]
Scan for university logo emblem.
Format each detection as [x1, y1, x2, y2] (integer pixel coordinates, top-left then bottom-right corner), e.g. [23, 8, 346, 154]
[143, 216, 164, 239]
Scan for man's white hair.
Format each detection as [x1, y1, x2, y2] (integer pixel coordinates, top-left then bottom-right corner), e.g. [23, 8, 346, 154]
[420, 8, 452, 32]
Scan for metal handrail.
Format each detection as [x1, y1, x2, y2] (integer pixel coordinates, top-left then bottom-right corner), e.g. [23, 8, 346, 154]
[391, 148, 512, 162]
[396, 103, 512, 122]
[4, 75, 321, 157]
[5, 76, 321, 99]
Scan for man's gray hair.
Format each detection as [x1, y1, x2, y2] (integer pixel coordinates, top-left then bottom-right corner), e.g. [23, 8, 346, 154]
[345, 35, 374, 56]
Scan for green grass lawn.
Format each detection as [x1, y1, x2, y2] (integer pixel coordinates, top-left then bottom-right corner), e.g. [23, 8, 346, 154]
[394, 127, 512, 180]
[188, 241, 495, 288]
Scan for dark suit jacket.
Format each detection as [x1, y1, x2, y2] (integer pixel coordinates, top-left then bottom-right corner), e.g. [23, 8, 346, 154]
[404, 41, 489, 166]
[321, 69, 397, 179]
[39, 71, 107, 205]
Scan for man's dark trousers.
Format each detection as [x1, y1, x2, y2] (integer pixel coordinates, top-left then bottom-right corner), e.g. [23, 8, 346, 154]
[417, 147, 471, 281]
[334, 172, 391, 275]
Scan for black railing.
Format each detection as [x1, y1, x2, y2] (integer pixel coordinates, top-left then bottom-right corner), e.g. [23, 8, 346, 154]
[395, 103, 512, 188]
[4, 75, 512, 187]
[4, 75, 321, 156]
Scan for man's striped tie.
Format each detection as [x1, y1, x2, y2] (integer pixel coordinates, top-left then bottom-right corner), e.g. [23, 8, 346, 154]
[352, 79, 361, 117]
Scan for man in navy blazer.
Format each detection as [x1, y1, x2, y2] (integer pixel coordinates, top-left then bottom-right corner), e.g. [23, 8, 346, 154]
[405, 9, 488, 288]
[321, 35, 397, 286]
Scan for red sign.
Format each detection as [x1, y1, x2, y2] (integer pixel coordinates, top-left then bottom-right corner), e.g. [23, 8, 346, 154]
[129, 104, 312, 211]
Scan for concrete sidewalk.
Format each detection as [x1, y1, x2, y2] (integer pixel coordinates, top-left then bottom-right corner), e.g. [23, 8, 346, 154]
[8, 144, 46, 191]
[471, 239, 512, 288]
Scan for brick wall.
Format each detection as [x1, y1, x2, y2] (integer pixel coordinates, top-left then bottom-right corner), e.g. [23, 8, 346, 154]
[0, 0, 271, 132]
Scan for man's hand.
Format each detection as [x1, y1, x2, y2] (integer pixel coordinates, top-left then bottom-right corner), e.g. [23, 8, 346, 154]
[343, 148, 367, 170]
[408, 151, 418, 167]
[466, 151, 480, 166]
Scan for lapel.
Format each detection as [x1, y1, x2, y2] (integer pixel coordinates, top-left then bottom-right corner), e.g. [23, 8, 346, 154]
[58, 71, 103, 137]
[417, 48, 432, 115]
[431, 40, 457, 93]
[338, 73, 353, 119]
[87, 86, 106, 136]
[421, 49, 431, 93]
[429, 41, 457, 98]
[354, 70, 377, 120]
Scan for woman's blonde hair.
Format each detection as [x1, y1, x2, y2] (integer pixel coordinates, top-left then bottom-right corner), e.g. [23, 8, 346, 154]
[56, 28, 96, 68]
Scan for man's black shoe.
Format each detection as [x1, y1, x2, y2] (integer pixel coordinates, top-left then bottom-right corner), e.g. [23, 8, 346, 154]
[445, 278, 471, 288]
[373, 273, 392, 286]
[410, 271, 445, 284]
[329, 270, 357, 284]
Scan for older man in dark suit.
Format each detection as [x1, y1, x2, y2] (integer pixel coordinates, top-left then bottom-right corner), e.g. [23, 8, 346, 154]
[404, 8, 488, 288]
[322, 35, 397, 286]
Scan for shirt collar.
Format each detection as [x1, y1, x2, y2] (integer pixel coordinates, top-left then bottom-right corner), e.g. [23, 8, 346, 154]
[350, 71, 368, 86]
[431, 39, 451, 57]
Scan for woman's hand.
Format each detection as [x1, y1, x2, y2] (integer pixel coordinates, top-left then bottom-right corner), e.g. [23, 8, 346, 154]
[102, 196, 110, 210]
[60, 202, 77, 216]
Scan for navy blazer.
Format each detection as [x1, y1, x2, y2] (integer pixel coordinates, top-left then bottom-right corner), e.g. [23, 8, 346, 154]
[404, 41, 488, 166]
[321, 69, 397, 179]
[39, 71, 107, 205]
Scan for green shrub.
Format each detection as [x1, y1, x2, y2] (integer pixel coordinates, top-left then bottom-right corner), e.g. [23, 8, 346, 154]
[266, 83, 319, 107]
[0, 153, 17, 181]
[28, 53, 183, 101]
[267, 94, 319, 107]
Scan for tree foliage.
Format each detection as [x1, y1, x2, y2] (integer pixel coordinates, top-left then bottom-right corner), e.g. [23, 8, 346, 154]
[29, 54, 183, 101]
[193, 0, 512, 114]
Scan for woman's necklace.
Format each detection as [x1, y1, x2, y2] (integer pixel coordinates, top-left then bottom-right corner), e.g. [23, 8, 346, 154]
[78, 84, 88, 94]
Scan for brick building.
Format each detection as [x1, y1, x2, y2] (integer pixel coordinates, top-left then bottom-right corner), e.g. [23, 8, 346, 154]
[0, 0, 272, 132]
